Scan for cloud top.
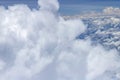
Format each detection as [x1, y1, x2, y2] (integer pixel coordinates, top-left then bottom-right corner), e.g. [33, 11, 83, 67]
[38, 0, 59, 12]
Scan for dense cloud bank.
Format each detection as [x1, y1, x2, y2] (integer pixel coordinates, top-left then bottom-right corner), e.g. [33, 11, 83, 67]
[0, 0, 120, 80]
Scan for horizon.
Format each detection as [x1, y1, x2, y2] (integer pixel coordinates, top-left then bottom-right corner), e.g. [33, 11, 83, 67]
[0, 0, 120, 15]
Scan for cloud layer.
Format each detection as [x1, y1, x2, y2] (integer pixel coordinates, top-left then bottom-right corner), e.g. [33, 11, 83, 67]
[0, 0, 120, 80]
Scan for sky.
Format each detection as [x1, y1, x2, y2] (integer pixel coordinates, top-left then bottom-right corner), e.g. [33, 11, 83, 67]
[0, 0, 120, 15]
[59, 0, 120, 15]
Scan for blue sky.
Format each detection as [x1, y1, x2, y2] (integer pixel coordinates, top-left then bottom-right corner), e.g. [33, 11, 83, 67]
[0, 0, 120, 15]
[59, 0, 120, 15]
[0, 0, 38, 8]
[59, 0, 120, 4]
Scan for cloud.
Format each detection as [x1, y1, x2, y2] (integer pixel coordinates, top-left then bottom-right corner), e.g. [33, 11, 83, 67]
[0, 0, 119, 80]
[103, 7, 120, 15]
[38, 0, 59, 12]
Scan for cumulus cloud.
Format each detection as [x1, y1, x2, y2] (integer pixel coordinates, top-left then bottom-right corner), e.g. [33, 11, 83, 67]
[103, 7, 120, 15]
[0, 0, 120, 80]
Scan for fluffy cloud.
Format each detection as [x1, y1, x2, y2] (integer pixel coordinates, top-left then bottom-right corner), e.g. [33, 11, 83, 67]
[103, 7, 120, 15]
[0, 0, 120, 80]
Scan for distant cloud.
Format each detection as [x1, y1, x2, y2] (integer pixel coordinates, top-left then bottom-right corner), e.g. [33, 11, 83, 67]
[103, 7, 120, 14]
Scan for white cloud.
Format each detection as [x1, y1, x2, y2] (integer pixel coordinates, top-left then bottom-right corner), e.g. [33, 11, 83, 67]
[38, 0, 59, 12]
[103, 7, 120, 15]
[0, 0, 119, 80]
[87, 46, 120, 80]
[0, 60, 5, 70]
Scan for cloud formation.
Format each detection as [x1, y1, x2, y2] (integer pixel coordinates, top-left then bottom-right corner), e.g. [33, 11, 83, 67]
[0, 0, 120, 80]
[103, 7, 120, 15]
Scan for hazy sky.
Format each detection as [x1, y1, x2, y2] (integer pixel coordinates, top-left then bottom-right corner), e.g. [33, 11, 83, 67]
[0, 0, 119, 4]
[59, 0, 120, 15]
[0, 0, 120, 15]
